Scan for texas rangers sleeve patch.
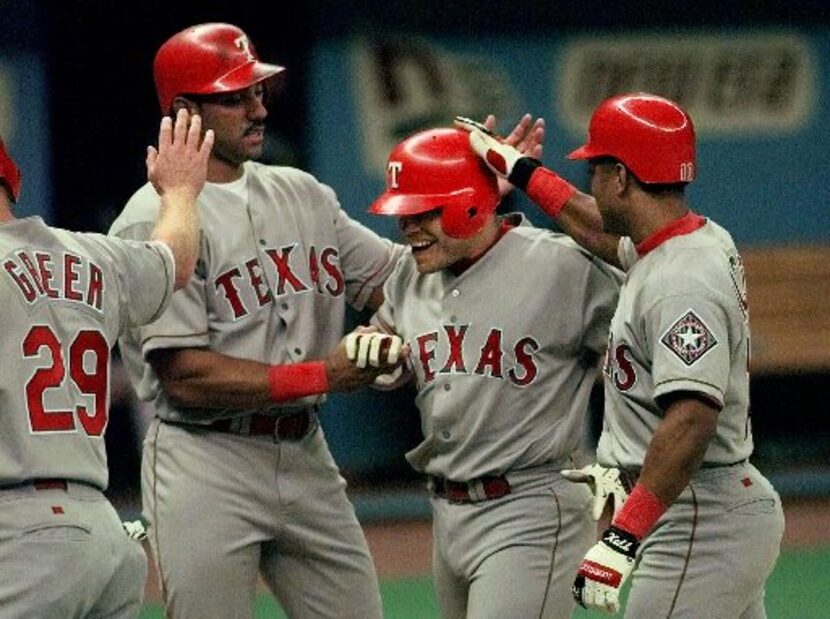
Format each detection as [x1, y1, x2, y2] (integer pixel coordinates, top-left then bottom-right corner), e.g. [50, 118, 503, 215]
[660, 309, 718, 366]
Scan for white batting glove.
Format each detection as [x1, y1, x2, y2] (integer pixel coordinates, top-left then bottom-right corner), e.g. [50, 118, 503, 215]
[454, 116, 542, 190]
[345, 331, 404, 369]
[573, 526, 638, 614]
[561, 463, 629, 521]
[122, 520, 147, 541]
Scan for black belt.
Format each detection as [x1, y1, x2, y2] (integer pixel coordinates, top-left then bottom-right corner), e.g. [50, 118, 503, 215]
[430, 475, 512, 503]
[165, 407, 318, 442]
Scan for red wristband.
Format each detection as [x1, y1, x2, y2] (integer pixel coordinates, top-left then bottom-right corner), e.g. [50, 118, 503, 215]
[267, 362, 329, 404]
[526, 167, 577, 218]
[612, 483, 668, 540]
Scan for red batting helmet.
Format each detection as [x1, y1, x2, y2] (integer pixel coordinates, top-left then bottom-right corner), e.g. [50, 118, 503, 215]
[369, 128, 501, 238]
[568, 93, 696, 184]
[153, 23, 285, 113]
[0, 139, 21, 203]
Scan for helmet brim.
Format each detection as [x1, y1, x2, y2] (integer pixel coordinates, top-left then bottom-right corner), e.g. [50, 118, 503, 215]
[369, 187, 476, 216]
[212, 60, 286, 94]
[566, 143, 603, 161]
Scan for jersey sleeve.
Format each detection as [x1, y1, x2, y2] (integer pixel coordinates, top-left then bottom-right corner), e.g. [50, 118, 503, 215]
[646, 291, 732, 409]
[326, 186, 406, 310]
[110, 220, 210, 354]
[84, 232, 175, 329]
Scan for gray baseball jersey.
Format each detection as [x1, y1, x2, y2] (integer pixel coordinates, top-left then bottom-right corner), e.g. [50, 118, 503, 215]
[109, 161, 403, 618]
[599, 215, 784, 618]
[0, 216, 174, 618]
[373, 215, 623, 618]
[598, 216, 753, 468]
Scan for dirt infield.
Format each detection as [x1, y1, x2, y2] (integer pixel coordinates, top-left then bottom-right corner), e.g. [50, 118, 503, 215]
[141, 496, 830, 602]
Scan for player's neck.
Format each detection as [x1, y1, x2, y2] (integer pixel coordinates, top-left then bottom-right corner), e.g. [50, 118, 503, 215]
[627, 196, 688, 245]
[207, 158, 245, 184]
[448, 218, 506, 275]
[0, 199, 14, 223]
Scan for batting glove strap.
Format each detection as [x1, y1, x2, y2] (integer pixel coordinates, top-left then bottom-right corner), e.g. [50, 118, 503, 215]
[573, 526, 638, 614]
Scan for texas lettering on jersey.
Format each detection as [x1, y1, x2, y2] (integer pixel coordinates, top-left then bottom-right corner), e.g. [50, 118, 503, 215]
[414, 325, 540, 387]
[3, 249, 104, 314]
[603, 332, 637, 392]
[214, 242, 345, 319]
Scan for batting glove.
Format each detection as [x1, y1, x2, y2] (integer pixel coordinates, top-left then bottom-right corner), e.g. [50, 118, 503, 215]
[454, 116, 542, 191]
[561, 463, 629, 521]
[573, 525, 638, 614]
[345, 331, 404, 369]
[122, 520, 147, 541]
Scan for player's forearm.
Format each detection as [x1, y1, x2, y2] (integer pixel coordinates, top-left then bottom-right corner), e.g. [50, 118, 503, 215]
[151, 190, 200, 290]
[638, 396, 719, 505]
[149, 348, 329, 410]
[525, 168, 623, 268]
[556, 192, 623, 268]
[609, 396, 717, 540]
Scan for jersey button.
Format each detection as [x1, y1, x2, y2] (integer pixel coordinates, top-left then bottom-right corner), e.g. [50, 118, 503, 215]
[294, 347, 303, 355]
[441, 430, 452, 440]
[449, 315, 457, 323]
[451, 289, 460, 297]
[443, 383, 451, 391]
[281, 302, 289, 310]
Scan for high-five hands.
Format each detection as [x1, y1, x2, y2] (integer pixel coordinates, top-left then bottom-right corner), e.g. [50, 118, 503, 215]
[454, 114, 544, 194]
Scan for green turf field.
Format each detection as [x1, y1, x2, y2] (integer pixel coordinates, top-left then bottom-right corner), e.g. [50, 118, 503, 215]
[140, 544, 830, 618]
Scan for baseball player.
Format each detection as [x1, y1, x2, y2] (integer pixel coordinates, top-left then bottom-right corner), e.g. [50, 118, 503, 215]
[360, 125, 623, 619]
[463, 94, 785, 617]
[0, 110, 211, 618]
[108, 23, 409, 619]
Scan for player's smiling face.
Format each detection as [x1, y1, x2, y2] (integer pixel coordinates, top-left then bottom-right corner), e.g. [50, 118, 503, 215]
[399, 209, 478, 274]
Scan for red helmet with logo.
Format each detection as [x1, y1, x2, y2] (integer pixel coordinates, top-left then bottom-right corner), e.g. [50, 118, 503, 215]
[369, 127, 501, 238]
[0, 139, 21, 203]
[153, 23, 285, 113]
[568, 93, 696, 184]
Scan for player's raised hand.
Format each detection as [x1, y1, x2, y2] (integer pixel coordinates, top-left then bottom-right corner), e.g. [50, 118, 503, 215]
[454, 114, 544, 195]
[573, 526, 637, 614]
[148, 108, 214, 201]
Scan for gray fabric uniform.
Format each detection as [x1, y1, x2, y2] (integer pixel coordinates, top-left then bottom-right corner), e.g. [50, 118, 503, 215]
[0, 216, 175, 618]
[601, 218, 784, 618]
[373, 216, 622, 618]
[109, 162, 403, 619]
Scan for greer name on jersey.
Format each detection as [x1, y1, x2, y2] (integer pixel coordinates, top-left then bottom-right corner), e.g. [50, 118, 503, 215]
[3, 248, 104, 313]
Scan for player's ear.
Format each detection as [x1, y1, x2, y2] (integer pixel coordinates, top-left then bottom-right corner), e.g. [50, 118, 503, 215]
[614, 163, 632, 195]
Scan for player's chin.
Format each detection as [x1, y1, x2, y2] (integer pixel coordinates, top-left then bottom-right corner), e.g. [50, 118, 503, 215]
[412, 253, 443, 274]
